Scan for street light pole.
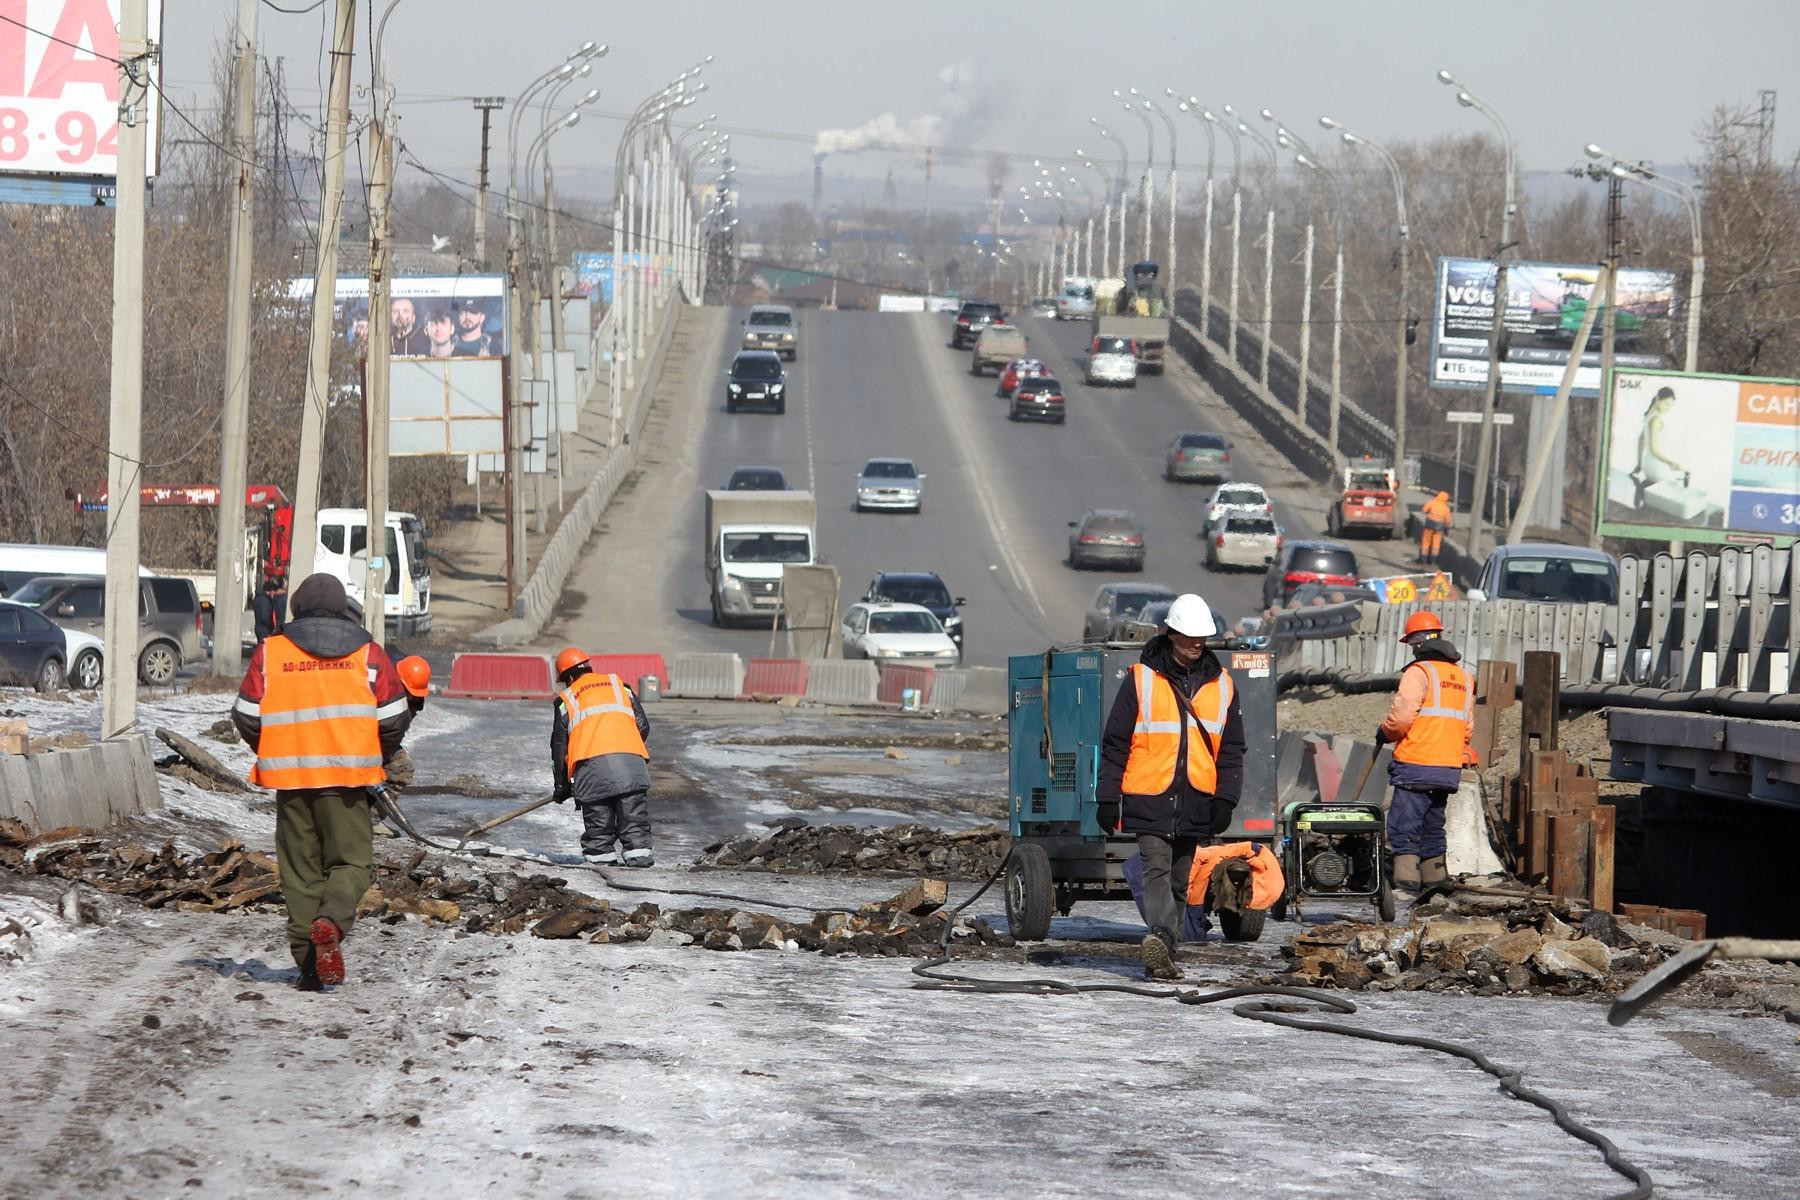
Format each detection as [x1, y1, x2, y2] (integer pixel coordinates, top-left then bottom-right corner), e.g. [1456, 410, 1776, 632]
[1205, 109, 1242, 360]
[1587, 143, 1704, 374]
[1140, 94, 1179, 295]
[1233, 112, 1280, 388]
[1296, 151, 1344, 459]
[1116, 91, 1155, 261]
[1092, 119, 1131, 276]
[1177, 96, 1217, 336]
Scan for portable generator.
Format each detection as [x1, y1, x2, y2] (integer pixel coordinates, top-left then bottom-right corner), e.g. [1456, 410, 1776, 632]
[1004, 642, 1277, 942]
[1271, 797, 1396, 923]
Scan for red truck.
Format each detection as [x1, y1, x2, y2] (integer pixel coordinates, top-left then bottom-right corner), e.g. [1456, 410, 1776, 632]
[1325, 458, 1397, 539]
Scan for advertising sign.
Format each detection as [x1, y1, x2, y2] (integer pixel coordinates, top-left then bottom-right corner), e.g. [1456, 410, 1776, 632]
[571, 251, 668, 304]
[1431, 258, 1677, 396]
[287, 274, 508, 359]
[1599, 368, 1800, 544]
[0, 1, 164, 179]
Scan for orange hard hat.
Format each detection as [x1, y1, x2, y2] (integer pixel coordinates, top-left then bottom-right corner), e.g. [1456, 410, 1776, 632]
[555, 646, 591, 679]
[1401, 611, 1444, 641]
[396, 655, 432, 698]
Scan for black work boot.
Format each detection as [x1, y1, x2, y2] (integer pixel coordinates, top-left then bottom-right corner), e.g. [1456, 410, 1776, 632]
[1140, 929, 1181, 981]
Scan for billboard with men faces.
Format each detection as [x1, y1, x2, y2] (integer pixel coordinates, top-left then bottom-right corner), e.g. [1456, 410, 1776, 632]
[286, 274, 508, 360]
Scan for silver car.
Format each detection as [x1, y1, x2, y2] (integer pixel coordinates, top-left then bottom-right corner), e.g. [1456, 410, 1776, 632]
[1086, 334, 1138, 387]
[1207, 513, 1283, 572]
[854, 458, 925, 513]
[1081, 582, 1175, 641]
[742, 305, 798, 360]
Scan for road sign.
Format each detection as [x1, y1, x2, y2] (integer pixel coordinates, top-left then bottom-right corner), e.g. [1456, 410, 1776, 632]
[1446, 410, 1514, 425]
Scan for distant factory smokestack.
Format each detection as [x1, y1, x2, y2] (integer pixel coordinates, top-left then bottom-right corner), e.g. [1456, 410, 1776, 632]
[813, 153, 827, 211]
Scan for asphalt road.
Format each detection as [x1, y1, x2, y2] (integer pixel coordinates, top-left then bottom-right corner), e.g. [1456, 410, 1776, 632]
[548, 304, 1421, 668]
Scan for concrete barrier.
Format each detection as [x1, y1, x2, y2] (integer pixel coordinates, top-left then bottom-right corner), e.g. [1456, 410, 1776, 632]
[743, 658, 809, 697]
[928, 666, 1007, 715]
[445, 652, 553, 700]
[802, 659, 879, 706]
[667, 652, 745, 699]
[588, 653, 669, 689]
[876, 664, 935, 706]
[0, 734, 162, 833]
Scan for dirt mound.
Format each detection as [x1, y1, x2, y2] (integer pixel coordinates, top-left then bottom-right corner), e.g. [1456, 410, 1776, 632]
[699, 818, 1010, 879]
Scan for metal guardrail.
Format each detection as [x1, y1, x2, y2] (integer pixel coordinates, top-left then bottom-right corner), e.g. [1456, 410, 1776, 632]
[1295, 597, 1613, 682]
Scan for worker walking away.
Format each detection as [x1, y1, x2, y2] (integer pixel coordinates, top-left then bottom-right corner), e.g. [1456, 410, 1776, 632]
[1417, 491, 1452, 566]
[551, 647, 654, 868]
[252, 573, 287, 644]
[1098, 594, 1245, 980]
[1375, 611, 1475, 896]
[233, 573, 413, 990]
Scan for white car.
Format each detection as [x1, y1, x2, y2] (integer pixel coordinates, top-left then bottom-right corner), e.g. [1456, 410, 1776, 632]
[854, 458, 925, 513]
[61, 626, 104, 690]
[840, 602, 960, 668]
[1086, 334, 1138, 387]
[1204, 482, 1275, 529]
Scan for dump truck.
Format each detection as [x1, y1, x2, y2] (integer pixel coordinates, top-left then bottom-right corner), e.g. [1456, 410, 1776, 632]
[1325, 457, 1398, 539]
[1090, 260, 1170, 373]
[705, 490, 818, 627]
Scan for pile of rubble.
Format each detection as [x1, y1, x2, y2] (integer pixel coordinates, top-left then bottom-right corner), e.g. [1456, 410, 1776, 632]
[3, 823, 1011, 960]
[1277, 888, 1665, 996]
[699, 818, 1009, 879]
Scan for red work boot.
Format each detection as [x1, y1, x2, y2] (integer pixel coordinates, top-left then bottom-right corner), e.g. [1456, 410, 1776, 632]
[310, 918, 346, 986]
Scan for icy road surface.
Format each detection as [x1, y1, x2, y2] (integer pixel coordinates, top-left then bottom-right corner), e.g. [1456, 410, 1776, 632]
[1, 691, 1797, 1198]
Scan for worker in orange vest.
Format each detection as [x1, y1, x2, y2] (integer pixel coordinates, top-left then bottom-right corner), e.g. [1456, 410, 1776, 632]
[1097, 594, 1245, 980]
[1375, 611, 1475, 895]
[1417, 491, 1453, 565]
[376, 654, 432, 800]
[232, 573, 415, 990]
[551, 647, 654, 867]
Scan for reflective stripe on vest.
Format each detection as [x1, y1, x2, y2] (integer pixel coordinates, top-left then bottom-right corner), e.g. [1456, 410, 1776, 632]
[1120, 662, 1234, 797]
[1393, 659, 1473, 768]
[561, 673, 649, 772]
[250, 635, 384, 790]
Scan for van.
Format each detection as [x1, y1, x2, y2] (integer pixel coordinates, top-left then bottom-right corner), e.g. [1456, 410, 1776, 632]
[0, 543, 154, 599]
[313, 509, 433, 636]
[7, 574, 203, 684]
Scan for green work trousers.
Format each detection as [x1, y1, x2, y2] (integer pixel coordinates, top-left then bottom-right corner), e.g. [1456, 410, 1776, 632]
[275, 787, 374, 970]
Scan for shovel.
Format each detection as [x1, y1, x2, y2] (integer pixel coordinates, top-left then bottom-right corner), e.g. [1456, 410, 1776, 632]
[455, 793, 561, 850]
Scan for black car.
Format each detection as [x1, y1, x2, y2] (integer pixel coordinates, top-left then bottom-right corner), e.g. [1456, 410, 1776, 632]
[0, 599, 70, 692]
[724, 466, 790, 491]
[1010, 375, 1066, 424]
[725, 350, 787, 414]
[1262, 540, 1361, 610]
[950, 300, 1004, 349]
[862, 571, 966, 652]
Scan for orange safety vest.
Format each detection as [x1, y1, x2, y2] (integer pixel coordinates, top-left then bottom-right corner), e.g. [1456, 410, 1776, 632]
[561, 673, 649, 773]
[1120, 663, 1235, 796]
[1423, 495, 1453, 530]
[250, 635, 385, 790]
[1393, 659, 1474, 768]
[1187, 841, 1286, 911]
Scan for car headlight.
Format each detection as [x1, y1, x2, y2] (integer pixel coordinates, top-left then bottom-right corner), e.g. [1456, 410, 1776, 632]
[722, 575, 745, 593]
[728, 383, 742, 392]
[875, 646, 902, 657]
[781, 333, 794, 342]
[769, 382, 784, 393]
[943, 615, 962, 629]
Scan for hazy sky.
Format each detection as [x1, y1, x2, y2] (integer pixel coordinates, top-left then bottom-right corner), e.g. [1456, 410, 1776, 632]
[161, 0, 1799, 205]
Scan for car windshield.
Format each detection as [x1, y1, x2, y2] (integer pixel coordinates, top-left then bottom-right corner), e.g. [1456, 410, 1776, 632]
[1009, 360, 1042, 372]
[722, 532, 811, 564]
[1295, 549, 1359, 576]
[749, 310, 792, 326]
[869, 610, 943, 635]
[1180, 433, 1225, 450]
[1217, 488, 1263, 505]
[728, 469, 785, 490]
[1136, 601, 1174, 625]
[1498, 558, 1618, 604]
[6, 579, 63, 606]
[733, 357, 782, 381]
[1016, 378, 1061, 394]
[1112, 587, 1173, 614]
[1063, 287, 1093, 300]
[877, 579, 951, 608]
[1087, 516, 1139, 535]
[962, 304, 1001, 318]
[1228, 517, 1279, 535]
[1095, 337, 1132, 354]
[862, 461, 916, 479]
[1349, 471, 1389, 489]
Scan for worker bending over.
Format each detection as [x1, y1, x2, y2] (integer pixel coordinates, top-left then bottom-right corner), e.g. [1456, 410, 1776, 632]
[1375, 611, 1475, 894]
[551, 648, 654, 867]
[1418, 491, 1452, 565]
[233, 573, 414, 990]
[1098, 594, 1245, 980]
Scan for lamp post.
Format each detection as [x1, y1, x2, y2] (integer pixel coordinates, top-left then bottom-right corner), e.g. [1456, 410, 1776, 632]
[1077, 150, 1112, 280]
[1269, 113, 1324, 430]
[1175, 94, 1217, 333]
[1232, 109, 1280, 388]
[1295, 153, 1346, 459]
[525, 106, 586, 515]
[1115, 90, 1156, 261]
[1204, 108, 1242, 360]
[1136, 91, 1179, 296]
[1322, 115, 1410, 523]
[1090, 118, 1131, 275]
[1056, 164, 1096, 279]
[1586, 143, 1703, 373]
[1439, 68, 1517, 557]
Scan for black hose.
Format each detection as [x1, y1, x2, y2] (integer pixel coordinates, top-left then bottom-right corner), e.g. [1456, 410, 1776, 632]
[1561, 682, 1800, 720]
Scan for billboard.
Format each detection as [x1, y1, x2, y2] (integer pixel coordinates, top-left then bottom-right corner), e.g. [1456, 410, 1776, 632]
[287, 274, 508, 359]
[0, 1, 164, 180]
[571, 251, 669, 304]
[1431, 258, 1677, 396]
[1598, 368, 1800, 545]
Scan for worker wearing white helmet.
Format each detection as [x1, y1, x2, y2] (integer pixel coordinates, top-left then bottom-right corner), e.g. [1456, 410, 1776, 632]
[1097, 593, 1246, 980]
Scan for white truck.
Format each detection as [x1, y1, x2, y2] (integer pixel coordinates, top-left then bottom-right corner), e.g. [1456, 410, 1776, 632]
[313, 508, 434, 636]
[705, 490, 818, 627]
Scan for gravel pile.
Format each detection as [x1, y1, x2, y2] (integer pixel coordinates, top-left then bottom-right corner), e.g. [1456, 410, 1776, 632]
[698, 818, 1010, 880]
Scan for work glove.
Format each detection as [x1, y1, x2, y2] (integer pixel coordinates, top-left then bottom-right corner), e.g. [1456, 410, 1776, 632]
[553, 782, 572, 804]
[1209, 796, 1236, 837]
[1095, 797, 1121, 834]
[1372, 727, 1389, 748]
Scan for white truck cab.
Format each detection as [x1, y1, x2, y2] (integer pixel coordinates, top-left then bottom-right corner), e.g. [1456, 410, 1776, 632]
[314, 509, 433, 636]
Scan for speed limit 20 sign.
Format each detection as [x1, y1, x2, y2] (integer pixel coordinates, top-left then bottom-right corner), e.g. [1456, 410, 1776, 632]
[0, 1, 163, 180]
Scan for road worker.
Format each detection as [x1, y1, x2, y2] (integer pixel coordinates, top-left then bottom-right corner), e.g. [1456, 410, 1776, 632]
[379, 655, 432, 797]
[1375, 611, 1475, 895]
[550, 647, 654, 867]
[1417, 490, 1453, 565]
[232, 573, 414, 990]
[1097, 593, 1245, 980]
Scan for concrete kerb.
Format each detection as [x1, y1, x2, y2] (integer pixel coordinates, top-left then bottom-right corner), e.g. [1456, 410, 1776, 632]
[476, 300, 683, 647]
[0, 735, 163, 833]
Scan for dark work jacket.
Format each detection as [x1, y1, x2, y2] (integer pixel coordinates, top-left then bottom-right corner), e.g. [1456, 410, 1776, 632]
[1097, 634, 1246, 838]
[252, 587, 285, 642]
[550, 670, 652, 802]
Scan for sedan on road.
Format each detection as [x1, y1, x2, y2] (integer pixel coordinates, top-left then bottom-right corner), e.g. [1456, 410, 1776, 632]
[0, 599, 70, 692]
[1263, 540, 1362, 610]
[997, 358, 1048, 397]
[1207, 513, 1283, 572]
[1082, 582, 1176, 641]
[1086, 335, 1138, 387]
[840, 602, 960, 669]
[1166, 431, 1232, 483]
[1009, 376, 1066, 424]
[854, 458, 925, 513]
[725, 350, 787, 414]
[862, 571, 966, 654]
[1068, 509, 1146, 572]
[1107, 598, 1233, 643]
[724, 466, 789, 491]
[1203, 482, 1274, 528]
[1027, 297, 1059, 319]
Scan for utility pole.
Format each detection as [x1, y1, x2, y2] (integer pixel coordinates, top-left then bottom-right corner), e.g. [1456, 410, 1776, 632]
[1329, 242, 1344, 456]
[290, 0, 356, 587]
[472, 97, 503, 269]
[363, 73, 394, 641]
[922, 147, 933, 295]
[211, 0, 257, 677]
[1298, 220, 1314, 426]
[1591, 174, 1624, 549]
[1257, 206, 1275, 386]
[103, 0, 150, 738]
[1227, 188, 1241, 360]
[1200, 178, 1214, 339]
[1465, 187, 1518, 558]
[1393, 225, 1411, 523]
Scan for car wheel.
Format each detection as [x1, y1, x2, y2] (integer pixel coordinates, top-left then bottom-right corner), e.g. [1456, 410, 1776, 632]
[726, 401, 737, 413]
[1055, 415, 1066, 425]
[71, 649, 103, 690]
[138, 641, 179, 686]
[33, 655, 66, 694]
[1008, 406, 1019, 421]
[775, 401, 786, 414]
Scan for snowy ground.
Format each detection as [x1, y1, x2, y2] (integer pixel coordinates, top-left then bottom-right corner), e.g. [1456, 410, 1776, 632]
[3, 690, 1797, 1199]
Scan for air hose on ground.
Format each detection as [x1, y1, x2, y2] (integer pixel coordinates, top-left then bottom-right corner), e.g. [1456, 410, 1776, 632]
[376, 790, 1653, 1198]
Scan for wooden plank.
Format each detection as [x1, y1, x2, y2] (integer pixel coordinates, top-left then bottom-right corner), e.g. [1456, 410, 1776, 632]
[1549, 807, 1592, 902]
[1589, 805, 1616, 912]
[1528, 807, 1551, 880]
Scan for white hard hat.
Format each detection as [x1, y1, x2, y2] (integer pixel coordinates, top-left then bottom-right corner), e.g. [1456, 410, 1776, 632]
[1164, 593, 1217, 637]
